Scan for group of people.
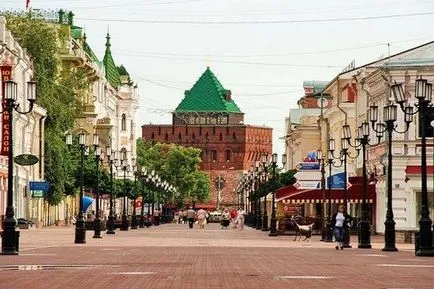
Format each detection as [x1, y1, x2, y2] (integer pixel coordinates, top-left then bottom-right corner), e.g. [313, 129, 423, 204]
[173, 207, 245, 230]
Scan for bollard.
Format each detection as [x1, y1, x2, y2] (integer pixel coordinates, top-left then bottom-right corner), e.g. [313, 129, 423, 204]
[415, 231, 419, 255]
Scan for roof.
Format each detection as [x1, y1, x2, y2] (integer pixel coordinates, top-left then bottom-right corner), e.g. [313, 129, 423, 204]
[82, 34, 99, 63]
[103, 33, 121, 88]
[288, 108, 321, 125]
[175, 67, 242, 113]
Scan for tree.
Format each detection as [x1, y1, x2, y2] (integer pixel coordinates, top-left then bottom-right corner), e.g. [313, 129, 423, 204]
[136, 139, 211, 206]
[4, 14, 90, 205]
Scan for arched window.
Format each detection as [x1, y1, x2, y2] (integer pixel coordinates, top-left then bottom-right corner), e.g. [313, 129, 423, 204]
[225, 150, 231, 162]
[211, 150, 217, 162]
[232, 132, 237, 141]
[121, 114, 127, 131]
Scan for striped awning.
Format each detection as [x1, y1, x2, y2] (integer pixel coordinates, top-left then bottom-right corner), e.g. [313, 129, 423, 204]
[276, 176, 376, 204]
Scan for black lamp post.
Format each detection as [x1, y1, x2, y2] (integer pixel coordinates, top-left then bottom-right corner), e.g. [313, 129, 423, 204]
[254, 163, 262, 230]
[106, 147, 117, 234]
[269, 153, 280, 237]
[370, 101, 412, 251]
[130, 159, 138, 230]
[66, 130, 88, 244]
[261, 153, 269, 231]
[349, 122, 381, 249]
[391, 78, 434, 256]
[92, 134, 102, 238]
[139, 171, 148, 228]
[329, 134, 360, 248]
[325, 150, 340, 242]
[1, 80, 36, 255]
[317, 149, 328, 242]
[120, 150, 130, 231]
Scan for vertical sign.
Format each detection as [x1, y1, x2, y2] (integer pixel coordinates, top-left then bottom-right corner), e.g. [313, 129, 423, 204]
[1, 65, 12, 156]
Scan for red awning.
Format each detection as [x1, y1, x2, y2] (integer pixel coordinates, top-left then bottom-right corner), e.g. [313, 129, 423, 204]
[276, 176, 376, 204]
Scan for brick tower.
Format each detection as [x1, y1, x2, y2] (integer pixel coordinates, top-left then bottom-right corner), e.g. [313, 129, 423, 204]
[141, 67, 272, 209]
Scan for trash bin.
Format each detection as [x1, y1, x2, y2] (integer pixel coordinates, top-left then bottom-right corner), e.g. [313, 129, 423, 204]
[414, 231, 419, 255]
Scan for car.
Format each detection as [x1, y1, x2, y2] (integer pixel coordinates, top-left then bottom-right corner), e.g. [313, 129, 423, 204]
[208, 211, 221, 223]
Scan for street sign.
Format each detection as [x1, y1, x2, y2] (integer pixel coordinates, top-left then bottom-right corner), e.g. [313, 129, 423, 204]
[29, 181, 50, 192]
[327, 173, 346, 189]
[293, 181, 320, 189]
[14, 154, 39, 166]
[295, 162, 320, 171]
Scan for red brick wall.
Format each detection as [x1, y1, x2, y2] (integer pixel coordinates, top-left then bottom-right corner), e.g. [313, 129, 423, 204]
[141, 124, 272, 209]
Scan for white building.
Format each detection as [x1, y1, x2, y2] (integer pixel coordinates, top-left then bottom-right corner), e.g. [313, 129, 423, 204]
[0, 16, 47, 226]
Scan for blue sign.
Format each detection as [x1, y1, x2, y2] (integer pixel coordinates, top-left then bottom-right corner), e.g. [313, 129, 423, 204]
[29, 181, 50, 192]
[327, 172, 346, 189]
[295, 162, 320, 171]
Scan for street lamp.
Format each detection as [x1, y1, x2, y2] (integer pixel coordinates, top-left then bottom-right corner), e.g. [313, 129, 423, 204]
[255, 161, 262, 230]
[350, 122, 382, 249]
[391, 78, 434, 256]
[261, 153, 269, 231]
[139, 169, 148, 228]
[324, 150, 342, 242]
[92, 133, 102, 238]
[330, 133, 360, 248]
[120, 149, 130, 231]
[106, 146, 117, 234]
[370, 101, 412, 251]
[66, 130, 88, 244]
[317, 149, 327, 241]
[1, 80, 37, 255]
[269, 153, 282, 237]
[130, 158, 138, 229]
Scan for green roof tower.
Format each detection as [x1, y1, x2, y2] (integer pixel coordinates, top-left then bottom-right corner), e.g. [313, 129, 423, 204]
[103, 33, 121, 88]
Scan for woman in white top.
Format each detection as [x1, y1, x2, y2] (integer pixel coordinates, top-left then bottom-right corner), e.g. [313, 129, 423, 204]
[331, 205, 353, 250]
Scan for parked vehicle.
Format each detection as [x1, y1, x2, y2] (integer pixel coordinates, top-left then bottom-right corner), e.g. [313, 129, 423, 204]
[208, 211, 222, 223]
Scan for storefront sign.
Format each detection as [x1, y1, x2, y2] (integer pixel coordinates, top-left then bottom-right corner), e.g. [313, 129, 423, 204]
[32, 190, 44, 198]
[293, 180, 320, 189]
[29, 181, 50, 192]
[1, 65, 12, 156]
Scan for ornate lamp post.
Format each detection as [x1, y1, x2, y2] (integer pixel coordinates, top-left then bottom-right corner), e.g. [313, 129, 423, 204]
[66, 130, 88, 244]
[130, 158, 139, 230]
[139, 170, 148, 228]
[391, 78, 434, 256]
[106, 147, 117, 234]
[269, 153, 279, 236]
[92, 133, 102, 238]
[370, 102, 412, 251]
[254, 162, 262, 230]
[120, 150, 130, 231]
[261, 153, 269, 231]
[347, 122, 381, 249]
[1, 80, 37, 255]
[317, 149, 327, 241]
[329, 135, 358, 248]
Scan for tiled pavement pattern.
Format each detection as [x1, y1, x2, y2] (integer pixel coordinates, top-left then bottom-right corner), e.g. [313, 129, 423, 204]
[0, 224, 433, 289]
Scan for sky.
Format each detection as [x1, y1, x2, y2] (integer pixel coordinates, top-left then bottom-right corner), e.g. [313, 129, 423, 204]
[3, 0, 434, 155]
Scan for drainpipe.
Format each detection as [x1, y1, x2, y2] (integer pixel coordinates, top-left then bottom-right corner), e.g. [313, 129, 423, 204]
[337, 78, 348, 125]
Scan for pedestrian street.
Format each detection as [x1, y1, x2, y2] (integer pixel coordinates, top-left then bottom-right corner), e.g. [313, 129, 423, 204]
[0, 223, 433, 289]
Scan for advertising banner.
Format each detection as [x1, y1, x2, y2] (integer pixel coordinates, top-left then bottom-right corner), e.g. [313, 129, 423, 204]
[1, 65, 12, 156]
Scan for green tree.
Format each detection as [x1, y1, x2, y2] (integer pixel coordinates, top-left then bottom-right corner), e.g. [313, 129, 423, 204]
[4, 14, 91, 205]
[136, 139, 211, 206]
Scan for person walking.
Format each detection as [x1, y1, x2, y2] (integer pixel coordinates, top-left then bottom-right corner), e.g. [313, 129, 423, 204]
[197, 208, 207, 229]
[331, 205, 353, 250]
[236, 208, 245, 230]
[221, 208, 230, 229]
[186, 207, 196, 229]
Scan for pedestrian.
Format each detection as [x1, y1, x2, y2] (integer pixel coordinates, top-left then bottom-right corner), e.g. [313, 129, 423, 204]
[197, 208, 207, 229]
[186, 207, 196, 229]
[236, 208, 245, 230]
[230, 209, 238, 229]
[221, 208, 230, 229]
[331, 204, 353, 250]
[153, 209, 160, 226]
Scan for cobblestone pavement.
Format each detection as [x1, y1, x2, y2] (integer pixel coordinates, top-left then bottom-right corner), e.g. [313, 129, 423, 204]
[1, 223, 433, 289]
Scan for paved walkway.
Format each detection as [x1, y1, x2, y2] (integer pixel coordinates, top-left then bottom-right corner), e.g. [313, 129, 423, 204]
[1, 224, 433, 289]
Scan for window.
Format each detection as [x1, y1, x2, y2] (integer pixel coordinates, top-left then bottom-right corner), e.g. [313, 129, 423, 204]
[165, 132, 169, 142]
[219, 132, 223, 141]
[225, 150, 231, 162]
[420, 107, 434, 138]
[121, 114, 127, 131]
[211, 150, 217, 162]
